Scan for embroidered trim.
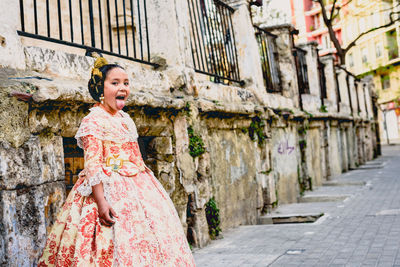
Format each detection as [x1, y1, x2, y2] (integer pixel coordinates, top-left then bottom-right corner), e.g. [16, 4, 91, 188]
[76, 170, 111, 201]
[75, 106, 138, 149]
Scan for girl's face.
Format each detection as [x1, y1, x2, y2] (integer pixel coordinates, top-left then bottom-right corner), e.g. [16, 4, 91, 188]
[101, 67, 130, 115]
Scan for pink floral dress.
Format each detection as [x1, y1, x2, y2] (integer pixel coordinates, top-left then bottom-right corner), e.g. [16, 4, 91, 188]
[38, 106, 195, 266]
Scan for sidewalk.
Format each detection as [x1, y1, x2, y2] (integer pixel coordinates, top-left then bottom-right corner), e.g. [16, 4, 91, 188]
[194, 145, 400, 267]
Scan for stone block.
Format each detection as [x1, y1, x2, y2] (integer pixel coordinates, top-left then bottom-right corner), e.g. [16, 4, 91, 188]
[60, 108, 87, 138]
[0, 81, 30, 148]
[173, 115, 189, 156]
[197, 152, 211, 180]
[149, 137, 173, 155]
[154, 161, 175, 195]
[176, 152, 196, 193]
[0, 181, 65, 266]
[194, 209, 211, 248]
[0, 134, 64, 190]
[0, 137, 42, 190]
[29, 109, 62, 134]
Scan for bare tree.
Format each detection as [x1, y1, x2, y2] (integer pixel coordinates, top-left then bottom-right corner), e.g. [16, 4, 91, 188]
[316, 0, 400, 65]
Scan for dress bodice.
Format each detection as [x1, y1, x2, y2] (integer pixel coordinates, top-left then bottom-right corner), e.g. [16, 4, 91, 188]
[74, 106, 151, 197]
[101, 140, 146, 176]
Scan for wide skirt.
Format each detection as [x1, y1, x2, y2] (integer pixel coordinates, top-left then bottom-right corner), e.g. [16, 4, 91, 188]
[38, 170, 195, 266]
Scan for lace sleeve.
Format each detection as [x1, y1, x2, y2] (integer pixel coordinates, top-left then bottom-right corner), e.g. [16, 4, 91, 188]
[76, 135, 109, 197]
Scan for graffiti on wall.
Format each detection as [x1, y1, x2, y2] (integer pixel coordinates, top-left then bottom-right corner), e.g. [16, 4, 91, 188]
[277, 139, 295, 155]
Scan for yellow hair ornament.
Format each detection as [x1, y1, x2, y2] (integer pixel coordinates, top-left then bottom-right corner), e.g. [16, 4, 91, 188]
[94, 57, 108, 69]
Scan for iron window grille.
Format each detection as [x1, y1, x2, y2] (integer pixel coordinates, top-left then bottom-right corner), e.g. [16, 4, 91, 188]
[63, 137, 84, 192]
[254, 26, 281, 93]
[18, 0, 156, 67]
[317, 57, 327, 105]
[293, 47, 310, 95]
[187, 0, 243, 85]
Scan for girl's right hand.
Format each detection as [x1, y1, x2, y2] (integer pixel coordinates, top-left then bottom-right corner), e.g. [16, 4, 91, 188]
[97, 199, 118, 227]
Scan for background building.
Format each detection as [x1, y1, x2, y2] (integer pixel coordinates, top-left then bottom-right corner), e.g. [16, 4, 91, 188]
[289, 0, 346, 60]
[342, 0, 400, 143]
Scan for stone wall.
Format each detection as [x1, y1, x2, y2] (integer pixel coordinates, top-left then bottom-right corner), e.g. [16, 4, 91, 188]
[0, 0, 379, 265]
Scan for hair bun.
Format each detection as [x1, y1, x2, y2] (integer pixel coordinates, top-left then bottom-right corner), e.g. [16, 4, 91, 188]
[94, 57, 108, 69]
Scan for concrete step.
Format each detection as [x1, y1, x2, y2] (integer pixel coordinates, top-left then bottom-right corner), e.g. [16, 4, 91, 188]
[298, 194, 349, 203]
[257, 213, 324, 225]
[322, 180, 366, 186]
[357, 161, 385, 169]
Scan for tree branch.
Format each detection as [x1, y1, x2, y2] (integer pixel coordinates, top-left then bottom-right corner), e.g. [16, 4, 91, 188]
[339, 0, 354, 10]
[344, 11, 400, 53]
[329, 0, 338, 22]
[317, 0, 345, 62]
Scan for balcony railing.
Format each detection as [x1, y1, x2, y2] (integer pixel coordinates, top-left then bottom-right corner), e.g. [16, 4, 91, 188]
[254, 26, 281, 93]
[18, 0, 156, 66]
[187, 0, 242, 85]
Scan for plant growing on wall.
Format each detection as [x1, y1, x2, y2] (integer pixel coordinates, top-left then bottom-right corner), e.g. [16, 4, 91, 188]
[205, 197, 222, 239]
[184, 102, 191, 117]
[248, 116, 266, 145]
[320, 104, 328, 113]
[187, 126, 205, 158]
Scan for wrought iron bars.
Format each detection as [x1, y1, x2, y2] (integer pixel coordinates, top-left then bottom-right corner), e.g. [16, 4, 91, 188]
[293, 47, 310, 95]
[18, 0, 155, 66]
[254, 26, 281, 93]
[187, 0, 242, 85]
[317, 56, 327, 105]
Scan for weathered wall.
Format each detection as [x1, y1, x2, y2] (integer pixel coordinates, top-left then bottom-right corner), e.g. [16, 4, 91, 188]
[270, 122, 299, 204]
[327, 122, 342, 178]
[305, 123, 324, 188]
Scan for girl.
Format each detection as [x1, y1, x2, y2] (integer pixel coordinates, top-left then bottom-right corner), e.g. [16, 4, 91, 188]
[38, 57, 195, 266]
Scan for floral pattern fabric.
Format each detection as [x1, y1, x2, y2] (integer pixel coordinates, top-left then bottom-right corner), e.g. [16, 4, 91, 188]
[38, 106, 195, 266]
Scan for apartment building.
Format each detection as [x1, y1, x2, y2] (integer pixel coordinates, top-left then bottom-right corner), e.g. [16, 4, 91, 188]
[342, 0, 400, 143]
[290, 0, 346, 59]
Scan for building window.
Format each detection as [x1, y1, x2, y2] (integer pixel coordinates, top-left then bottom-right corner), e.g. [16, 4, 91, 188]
[381, 74, 391, 90]
[375, 42, 382, 58]
[255, 26, 281, 93]
[18, 0, 155, 66]
[359, 17, 366, 33]
[187, 0, 241, 84]
[63, 137, 84, 194]
[386, 30, 399, 60]
[322, 34, 331, 49]
[372, 12, 380, 28]
[348, 53, 354, 67]
[361, 47, 368, 64]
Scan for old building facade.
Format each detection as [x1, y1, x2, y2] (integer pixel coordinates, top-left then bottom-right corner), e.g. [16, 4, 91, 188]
[0, 0, 379, 265]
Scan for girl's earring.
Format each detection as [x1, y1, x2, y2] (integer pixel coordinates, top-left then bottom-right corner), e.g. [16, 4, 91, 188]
[100, 95, 104, 104]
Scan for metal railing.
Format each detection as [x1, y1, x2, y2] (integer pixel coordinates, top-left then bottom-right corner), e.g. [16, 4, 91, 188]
[254, 26, 281, 93]
[187, 0, 242, 85]
[293, 47, 310, 95]
[317, 58, 327, 105]
[18, 0, 155, 66]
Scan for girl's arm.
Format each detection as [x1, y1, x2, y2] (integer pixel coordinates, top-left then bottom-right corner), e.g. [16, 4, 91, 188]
[92, 183, 118, 226]
[81, 135, 118, 226]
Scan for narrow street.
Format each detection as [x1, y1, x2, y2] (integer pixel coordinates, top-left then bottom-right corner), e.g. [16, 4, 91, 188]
[194, 145, 400, 267]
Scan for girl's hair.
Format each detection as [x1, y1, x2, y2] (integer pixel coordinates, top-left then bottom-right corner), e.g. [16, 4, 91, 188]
[88, 63, 124, 102]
